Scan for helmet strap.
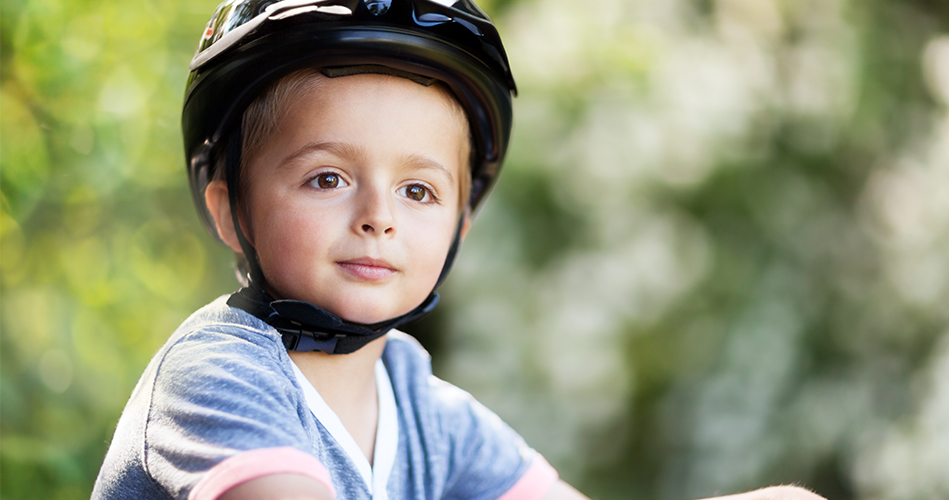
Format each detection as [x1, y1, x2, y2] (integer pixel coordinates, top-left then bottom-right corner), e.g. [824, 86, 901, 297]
[227, 283, 439, 354]
[435, 216, 465, 289]
[225, 128, 267, 286]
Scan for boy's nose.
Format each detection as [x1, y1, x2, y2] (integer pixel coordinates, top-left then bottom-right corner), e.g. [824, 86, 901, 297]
[354, 186, 396, 237]
[361, 221, 394, 235]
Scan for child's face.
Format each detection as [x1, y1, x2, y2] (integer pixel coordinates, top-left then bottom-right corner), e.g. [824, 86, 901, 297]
[228, 74, 468, 324]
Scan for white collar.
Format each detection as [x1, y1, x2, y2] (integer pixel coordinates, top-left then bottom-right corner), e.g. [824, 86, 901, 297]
[289, 358, 398, 499]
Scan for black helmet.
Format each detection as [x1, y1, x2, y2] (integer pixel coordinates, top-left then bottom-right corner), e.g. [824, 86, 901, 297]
[181, 0, 516, 354]
[183, 0, 517, 241]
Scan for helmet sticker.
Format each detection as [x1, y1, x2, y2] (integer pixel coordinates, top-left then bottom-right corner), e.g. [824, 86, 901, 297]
[204, 20, 216, 38]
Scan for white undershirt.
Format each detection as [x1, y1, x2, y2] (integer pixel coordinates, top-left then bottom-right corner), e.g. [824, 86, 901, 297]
[289, 359, 398, 500]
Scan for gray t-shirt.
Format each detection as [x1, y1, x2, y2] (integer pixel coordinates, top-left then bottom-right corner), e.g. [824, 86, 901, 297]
[92, 296, 557, 500]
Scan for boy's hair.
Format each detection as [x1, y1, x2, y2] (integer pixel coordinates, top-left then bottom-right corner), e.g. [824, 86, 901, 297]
[213, 67, 473, 283]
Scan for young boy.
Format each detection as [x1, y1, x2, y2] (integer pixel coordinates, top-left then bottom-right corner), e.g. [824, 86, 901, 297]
[93, 1, 826, 499]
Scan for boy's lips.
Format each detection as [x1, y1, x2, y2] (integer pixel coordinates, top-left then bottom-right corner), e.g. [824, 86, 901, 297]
[336, 257, 397, 281]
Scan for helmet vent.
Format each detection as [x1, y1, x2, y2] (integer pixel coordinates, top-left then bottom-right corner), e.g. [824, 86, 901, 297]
[365, 0, 391, 15]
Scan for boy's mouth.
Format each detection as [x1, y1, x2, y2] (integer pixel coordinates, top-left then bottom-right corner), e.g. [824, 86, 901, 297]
[336, 257, 397, 281]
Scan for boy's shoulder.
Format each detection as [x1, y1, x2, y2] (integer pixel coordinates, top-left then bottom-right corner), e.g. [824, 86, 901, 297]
[177, 294, 276, 339]
[383, 329, 431, 360]
[94, 298, 314, 500]
[167, 295, 285, 355]
[380, 330, 435, 386]
[146, 296, 294, 392]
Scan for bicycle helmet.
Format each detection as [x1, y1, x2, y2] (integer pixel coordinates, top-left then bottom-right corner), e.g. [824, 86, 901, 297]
[182, 0, 516, 354]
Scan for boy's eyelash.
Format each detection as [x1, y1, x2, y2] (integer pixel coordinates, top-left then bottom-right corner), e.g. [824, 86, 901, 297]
[426, 185, 441, 202]
[414, 183, 440, 203]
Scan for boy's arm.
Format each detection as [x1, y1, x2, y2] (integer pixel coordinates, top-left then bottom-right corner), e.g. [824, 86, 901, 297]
[541, 483, 826, 500]
[217, 474, 333, 500]
[212, 474, 824, 500]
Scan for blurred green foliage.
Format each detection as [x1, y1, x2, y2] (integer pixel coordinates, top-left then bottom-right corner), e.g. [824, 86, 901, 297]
[2, 0, 949, 499]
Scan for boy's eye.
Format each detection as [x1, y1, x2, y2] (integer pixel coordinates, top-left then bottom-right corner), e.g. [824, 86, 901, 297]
[310, 172, 348, 189]
[400, 184, 435, 203]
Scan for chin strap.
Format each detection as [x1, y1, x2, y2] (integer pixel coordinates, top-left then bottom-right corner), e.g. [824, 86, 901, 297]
[227, 283, 439, 354]
[222, 127, 461, 354]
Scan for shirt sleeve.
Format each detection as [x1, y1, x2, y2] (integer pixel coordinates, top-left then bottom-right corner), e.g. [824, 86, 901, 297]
[187, 447, 334, 500]
[142, 326, 329, 500]
[432, 377, 559, 500]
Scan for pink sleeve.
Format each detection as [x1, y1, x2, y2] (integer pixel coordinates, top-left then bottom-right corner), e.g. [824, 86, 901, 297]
[497, 454, 559, 500]
[188, 447, 335, 500]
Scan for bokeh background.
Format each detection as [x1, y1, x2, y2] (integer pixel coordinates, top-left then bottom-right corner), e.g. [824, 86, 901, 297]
[3, 0, 949, 498]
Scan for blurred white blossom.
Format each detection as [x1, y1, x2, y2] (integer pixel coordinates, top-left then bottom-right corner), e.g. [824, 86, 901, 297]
[444, 0, 949, 497]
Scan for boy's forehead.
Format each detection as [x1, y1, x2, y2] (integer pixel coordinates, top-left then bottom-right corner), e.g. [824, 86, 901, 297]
[257, 71, 470, 161]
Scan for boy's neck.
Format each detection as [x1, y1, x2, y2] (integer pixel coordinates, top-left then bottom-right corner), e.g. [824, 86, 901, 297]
[288, 334, 388, 464]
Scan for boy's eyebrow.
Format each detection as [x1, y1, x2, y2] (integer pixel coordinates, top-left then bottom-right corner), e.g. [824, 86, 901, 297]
[400, 154, 456, 182]
[277, 141, 362, 168]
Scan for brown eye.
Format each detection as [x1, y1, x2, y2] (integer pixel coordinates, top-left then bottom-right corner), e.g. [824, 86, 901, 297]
[317, 173, 338, 188]
[310, 172, 347, 189]
[406, 185, 427, 201]
[400, 184, 435, 203]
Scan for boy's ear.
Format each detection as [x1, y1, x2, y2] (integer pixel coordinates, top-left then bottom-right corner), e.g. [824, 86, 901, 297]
[204, 180, 245, 254]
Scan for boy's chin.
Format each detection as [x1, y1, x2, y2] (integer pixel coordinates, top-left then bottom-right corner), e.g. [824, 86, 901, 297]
[319, 299, 420, 327]
[267, 284, 426, 326]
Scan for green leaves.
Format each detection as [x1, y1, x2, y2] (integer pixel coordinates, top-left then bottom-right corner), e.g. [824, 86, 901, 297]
[1, 0, 225, 496]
